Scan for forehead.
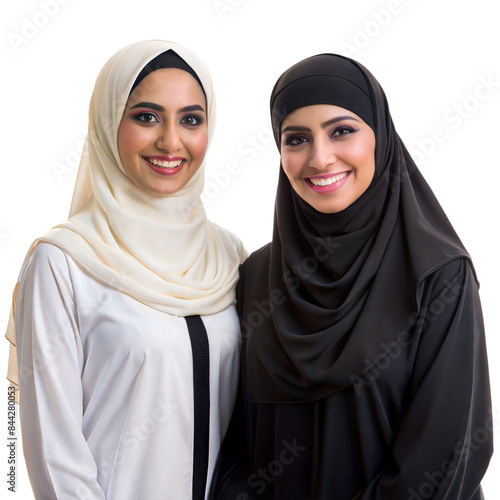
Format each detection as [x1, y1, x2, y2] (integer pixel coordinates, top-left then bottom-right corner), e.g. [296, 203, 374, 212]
[282, 104, 360, 126]
[127, 68, 206, 107]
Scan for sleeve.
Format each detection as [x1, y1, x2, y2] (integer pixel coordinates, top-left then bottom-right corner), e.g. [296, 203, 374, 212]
[355, 258, 493, 499]
[15, 243, 106, 500]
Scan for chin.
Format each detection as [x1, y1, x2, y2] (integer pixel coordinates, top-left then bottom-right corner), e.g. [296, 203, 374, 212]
[306, 199, 345, 214]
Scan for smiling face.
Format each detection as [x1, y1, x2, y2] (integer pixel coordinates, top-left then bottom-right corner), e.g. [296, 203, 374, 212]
[280, 104, 376, 213]
[117, 67, 208, 197]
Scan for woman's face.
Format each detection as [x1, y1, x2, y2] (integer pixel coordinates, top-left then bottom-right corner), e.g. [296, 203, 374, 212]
[280, 104, 376, 213]
[117, 67, 208, 197]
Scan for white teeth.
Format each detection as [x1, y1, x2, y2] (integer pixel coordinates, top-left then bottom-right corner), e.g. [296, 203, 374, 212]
[308, 172, 348, 187]
[147, 158, 183, 169]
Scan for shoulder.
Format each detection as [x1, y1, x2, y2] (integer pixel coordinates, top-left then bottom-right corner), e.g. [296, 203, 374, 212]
[240, 243, 271, 280]
[20, 242, 72, 285]
[28, 242, 70, 271]
[237, 243, 271, 306]
[420, 256, 478, 297]
[15, 243, 79, 314]
[242, 243, 271, 270]
[415, 257, 480, 333]
[31, 241, 68, 262]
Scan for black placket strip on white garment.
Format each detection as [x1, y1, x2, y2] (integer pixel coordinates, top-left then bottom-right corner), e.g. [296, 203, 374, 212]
[185, 315, 210, 500]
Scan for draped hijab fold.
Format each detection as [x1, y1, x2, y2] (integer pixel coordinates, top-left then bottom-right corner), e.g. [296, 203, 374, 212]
[247, 54, 470, 402]
[6, 40, 246, 398]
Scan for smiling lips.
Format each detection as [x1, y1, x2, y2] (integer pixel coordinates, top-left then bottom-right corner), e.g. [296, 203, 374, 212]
[305, 170, 351, 193]
[143, 156, 186, 175]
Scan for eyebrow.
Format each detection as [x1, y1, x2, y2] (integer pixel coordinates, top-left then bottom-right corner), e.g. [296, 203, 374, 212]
[281, 115, 360, 134]
[178, 104, 205, 113]
[129, 102, 205, 114]
[130, 101, 165, 112]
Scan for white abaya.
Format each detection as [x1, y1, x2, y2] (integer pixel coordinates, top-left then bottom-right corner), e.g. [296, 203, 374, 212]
[16, 243, 240, 500]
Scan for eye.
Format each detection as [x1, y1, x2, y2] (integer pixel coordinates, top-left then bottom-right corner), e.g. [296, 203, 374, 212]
[181, 114, 205, 126]
[283, 134, 309, 146]
[133, 112, 159, 124]
[332, 126, 358, 138]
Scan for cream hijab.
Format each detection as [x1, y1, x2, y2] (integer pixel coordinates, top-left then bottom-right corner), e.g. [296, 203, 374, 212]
[6, 40, 246, 398]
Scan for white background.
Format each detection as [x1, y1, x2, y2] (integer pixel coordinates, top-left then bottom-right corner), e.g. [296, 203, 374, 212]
[1, 0, 499, 497]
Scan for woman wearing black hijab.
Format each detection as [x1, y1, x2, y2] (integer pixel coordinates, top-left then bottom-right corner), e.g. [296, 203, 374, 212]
[210, 54, 493, 499]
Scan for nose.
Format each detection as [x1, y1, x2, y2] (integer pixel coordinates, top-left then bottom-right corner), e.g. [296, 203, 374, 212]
[309, 138, 336, 170]
[155, 122, 181, 152]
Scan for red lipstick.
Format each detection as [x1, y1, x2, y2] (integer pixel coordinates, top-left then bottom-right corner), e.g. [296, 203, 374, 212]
[142, 156, 186, 176]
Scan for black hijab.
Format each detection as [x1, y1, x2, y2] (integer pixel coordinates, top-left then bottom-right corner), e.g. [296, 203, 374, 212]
[247, 54, 470, 403]
[130, 49, 205, 95]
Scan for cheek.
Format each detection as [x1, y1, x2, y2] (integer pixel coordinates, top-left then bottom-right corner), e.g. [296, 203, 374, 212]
[280, 151, 300, 181]
[352, 139, 376, 181]
[117, 121, 142, 161]
[362, 146, 376, 182]
[187, 130, 208, 160]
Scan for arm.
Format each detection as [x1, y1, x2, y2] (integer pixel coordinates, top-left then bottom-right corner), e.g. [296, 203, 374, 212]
[16, 244, 106, 500]
[208, 384, 259, 500]
[208, 263, 260, 500]
[356, 258, 492, 499]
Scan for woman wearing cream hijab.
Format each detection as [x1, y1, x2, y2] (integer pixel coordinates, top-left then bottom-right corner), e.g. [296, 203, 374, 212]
[5, 40, 246, 499]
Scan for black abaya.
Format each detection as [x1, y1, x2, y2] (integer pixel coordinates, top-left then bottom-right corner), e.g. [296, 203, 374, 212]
[211, 254, 491, 499]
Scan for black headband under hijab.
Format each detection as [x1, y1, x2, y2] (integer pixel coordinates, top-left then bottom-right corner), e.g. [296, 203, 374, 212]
[130, 49, 205, 95]
[244, 53, 470, 403]
[270, 54, 376, 146]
